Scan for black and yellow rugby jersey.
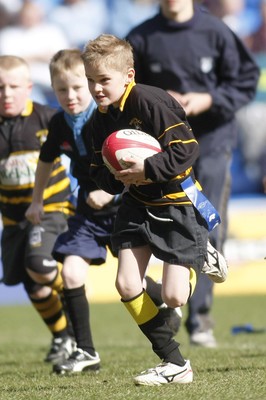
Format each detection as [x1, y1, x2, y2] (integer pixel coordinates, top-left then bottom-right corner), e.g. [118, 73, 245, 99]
[87, 82, 201, 206]
[0, 100, 73, 226]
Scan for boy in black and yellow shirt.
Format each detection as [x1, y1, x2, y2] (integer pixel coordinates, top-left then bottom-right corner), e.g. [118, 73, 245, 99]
[82, 34, 228, 385]
[0, 55, 75, 363]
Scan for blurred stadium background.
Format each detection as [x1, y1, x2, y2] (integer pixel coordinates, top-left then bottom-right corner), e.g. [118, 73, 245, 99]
[0, 0, 266, 304]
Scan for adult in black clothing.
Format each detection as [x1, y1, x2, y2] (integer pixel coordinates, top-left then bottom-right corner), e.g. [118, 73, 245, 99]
[126, 0, 260, 347]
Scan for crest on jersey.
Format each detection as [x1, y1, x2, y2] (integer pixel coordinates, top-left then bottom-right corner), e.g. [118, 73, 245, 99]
[200, 57, 213, 73]
[150, 63, 162, 73]
[36, 129, 48, 145]
[129, 117, 143, 130]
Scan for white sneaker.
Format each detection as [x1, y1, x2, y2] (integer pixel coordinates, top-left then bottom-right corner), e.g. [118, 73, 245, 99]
[190, 330, 217, 348]
[201, 241, 228, 283]
[134, 360, 193, 386]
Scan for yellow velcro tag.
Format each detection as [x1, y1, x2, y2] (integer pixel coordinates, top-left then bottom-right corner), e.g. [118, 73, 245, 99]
[189, 267, 197, 297]
[123, 291, 159, 325]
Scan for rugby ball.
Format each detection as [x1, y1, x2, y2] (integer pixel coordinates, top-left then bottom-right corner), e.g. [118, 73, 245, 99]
[102, 129, 161, 174]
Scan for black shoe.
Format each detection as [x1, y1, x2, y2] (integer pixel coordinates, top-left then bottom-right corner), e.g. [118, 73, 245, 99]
[53, 348, 101, 374]
[44, 336, 76, 364]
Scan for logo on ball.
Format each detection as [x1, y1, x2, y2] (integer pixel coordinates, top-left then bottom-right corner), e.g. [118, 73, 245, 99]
[102, 129, 162, 174]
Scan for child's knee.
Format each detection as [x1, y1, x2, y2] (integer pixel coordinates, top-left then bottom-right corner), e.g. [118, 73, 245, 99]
[115, 275, 143, 300]
[115, 275, 130, 297]
[162, 293, 188, 308]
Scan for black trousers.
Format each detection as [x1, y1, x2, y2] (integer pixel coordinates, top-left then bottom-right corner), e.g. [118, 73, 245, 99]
[185, 132, 233, 334]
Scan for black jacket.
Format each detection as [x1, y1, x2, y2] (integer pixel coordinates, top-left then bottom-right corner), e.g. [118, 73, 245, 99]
[127, 6, 260, 146]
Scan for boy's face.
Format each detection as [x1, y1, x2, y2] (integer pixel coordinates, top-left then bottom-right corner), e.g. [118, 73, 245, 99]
[160, 0, 193, 19]
[84, 63, 134, 109]
[0, 66, 32, 117]
[52, 67, 92, 115]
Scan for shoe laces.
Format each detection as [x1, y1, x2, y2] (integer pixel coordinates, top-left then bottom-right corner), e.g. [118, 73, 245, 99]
[142, 362, 169, 375]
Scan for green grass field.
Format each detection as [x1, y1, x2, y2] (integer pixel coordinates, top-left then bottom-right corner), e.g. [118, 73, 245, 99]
[0, 295, 266, 400]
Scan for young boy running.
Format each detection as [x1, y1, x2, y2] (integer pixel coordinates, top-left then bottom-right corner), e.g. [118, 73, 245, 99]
[82, 34, 228, 385]
[0, 55, 75, 364]
[26, 49, 179, 375]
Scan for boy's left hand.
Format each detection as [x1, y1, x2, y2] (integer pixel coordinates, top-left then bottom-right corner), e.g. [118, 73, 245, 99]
[87, 190, 114, 209]
[114, 157, 148, 186]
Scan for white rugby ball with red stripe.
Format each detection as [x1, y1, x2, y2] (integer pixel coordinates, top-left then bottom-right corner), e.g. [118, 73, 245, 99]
[102, 129, 162, 173]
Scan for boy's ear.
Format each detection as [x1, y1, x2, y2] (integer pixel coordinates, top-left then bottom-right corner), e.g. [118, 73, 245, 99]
[27, 81, 33, 93]
[126, 68, 135, 82]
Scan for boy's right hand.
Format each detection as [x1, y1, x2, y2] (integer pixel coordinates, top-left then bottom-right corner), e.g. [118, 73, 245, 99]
[25, 202, 44, 225]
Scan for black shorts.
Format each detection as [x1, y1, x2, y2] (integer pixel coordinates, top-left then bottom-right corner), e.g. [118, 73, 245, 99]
[111, 195, 208, 272]
[1, 212, 67, 287]
[52, 213, 116, 265]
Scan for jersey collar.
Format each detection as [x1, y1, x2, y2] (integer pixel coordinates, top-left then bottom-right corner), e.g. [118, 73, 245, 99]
[21, 99, 33, 117]
[98, 80, 136, 113]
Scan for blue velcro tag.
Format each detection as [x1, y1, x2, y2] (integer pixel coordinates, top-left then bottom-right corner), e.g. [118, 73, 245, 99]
[180, 177, 221, 231]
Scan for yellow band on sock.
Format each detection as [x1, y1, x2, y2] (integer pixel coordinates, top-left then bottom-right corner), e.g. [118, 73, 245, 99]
[189, 267, 197, 297]
[30, 290, 67, 334]
[48, 314, 68, 333]
[50, 263, 63, 292]
[123, 291, 158, 325]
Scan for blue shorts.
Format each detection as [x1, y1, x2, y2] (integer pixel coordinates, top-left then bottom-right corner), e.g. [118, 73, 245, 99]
[52, 213, 116, 265]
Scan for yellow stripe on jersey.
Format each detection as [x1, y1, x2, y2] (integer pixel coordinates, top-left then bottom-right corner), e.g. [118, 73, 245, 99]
[1, 201, 74, 226]
[0, 177, 70, 204]
[43, 177, 71, 200]
[43, 201, 75, 215]
[169, 167, 193, 181]
[158, 124, 198, 148]
[0, 194, 33, 204]
[168, 138, 198, 146]
[159, 122, 199, 143]
[158, 122, 186, 139]
[0, 179, 71, 215]
[164, 180, 202, 200]
[1, 216, 17, 226]
[0, 182, 34, 191]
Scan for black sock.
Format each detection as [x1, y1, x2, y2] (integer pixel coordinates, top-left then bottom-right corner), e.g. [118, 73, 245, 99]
[63, 285, 96, 356]
[145, 276, 163, 307]
[140, 313, 185, 366]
